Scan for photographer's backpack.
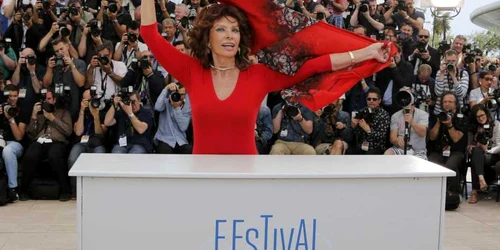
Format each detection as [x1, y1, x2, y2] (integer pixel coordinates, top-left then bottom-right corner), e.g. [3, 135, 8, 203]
[0, 158, 8, 206]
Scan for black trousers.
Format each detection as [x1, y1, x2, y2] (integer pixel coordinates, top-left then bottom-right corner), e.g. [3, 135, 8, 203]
[345, 146, 384, 155]
[470, 147, 499, 190]
[428, 151, 464, 193]
[21, 142, 70, 195]
[256, 140, 270, 155]
[156, 141, 192, 154]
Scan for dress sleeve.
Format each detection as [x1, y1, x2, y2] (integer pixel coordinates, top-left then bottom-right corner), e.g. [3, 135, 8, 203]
[140, 23, 201, 90]
[263, 54, 332, 93]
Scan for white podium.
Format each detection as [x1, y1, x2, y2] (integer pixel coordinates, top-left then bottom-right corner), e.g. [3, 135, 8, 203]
[69, 154, 455, 250]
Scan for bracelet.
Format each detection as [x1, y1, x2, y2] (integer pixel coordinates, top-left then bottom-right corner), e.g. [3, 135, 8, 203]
[348, 51, 355, 68]
[30, 72, 36, 77]
[9, 119, 15, 124]
[128, 113, 135, 118]
[404, 15, 410, 20]
[447, 125, 454, 130]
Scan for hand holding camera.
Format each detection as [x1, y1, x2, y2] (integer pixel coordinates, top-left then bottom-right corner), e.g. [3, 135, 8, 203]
[80, 98, 89, 111]
[63, 55, 73, 67]
[32, 102, 42, 118]
[120, 100, 133, 115]
[50, 22, 60, 35]
[90, 56, 100, 69]
[48, 56, 57, 69]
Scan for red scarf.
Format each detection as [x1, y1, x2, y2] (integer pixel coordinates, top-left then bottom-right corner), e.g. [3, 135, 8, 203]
[218, 0, 396, 111]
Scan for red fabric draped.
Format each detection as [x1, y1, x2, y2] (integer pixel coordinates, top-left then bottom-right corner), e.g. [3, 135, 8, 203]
[218, 0, 397, 111]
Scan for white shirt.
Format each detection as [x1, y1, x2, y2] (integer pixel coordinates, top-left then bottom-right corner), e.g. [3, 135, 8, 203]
[89, 60, 128, 105]
[114, 41, 149, 68]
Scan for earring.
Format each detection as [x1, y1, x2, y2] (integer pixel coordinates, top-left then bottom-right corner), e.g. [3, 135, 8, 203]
[208, 44, 212, 49]
[238, 47, 241, 54]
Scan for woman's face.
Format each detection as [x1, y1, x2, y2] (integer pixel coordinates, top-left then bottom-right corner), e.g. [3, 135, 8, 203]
[476, 110, 488, 125]
[208, 16, 241, 60]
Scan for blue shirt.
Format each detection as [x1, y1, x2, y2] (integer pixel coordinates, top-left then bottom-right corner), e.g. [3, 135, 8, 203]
[256, 106, 273, 144]
[116, 107, 154, 153]
[272, 103, 314, 143]
[154, 88, 191, 147]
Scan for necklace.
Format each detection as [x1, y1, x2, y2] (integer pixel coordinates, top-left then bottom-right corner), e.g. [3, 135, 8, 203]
[210, 64, 236, 71]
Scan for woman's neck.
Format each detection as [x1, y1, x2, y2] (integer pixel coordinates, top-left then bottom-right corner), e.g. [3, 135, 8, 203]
[212, 55, 235, 68]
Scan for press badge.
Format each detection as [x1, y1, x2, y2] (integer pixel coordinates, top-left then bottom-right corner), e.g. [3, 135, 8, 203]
[119, 135, 127, 147]
[443, 146, 451, 157]
[80, 135, 89, 143]
[361, 141, 369, 151]
[280, 129, 288, 137]
[19, 89, 27, 98]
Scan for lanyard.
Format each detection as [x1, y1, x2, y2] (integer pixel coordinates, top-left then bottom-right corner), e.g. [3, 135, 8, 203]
[99, 68, 108, 98]
[85, 118, 94, 136]
[123, 47, 135, 67]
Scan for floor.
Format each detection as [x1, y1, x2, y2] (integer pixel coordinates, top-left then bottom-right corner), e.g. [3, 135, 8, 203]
[1, 197, 500, 250]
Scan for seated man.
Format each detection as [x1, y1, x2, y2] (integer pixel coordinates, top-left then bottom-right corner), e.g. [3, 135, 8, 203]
[255, 105, 273, 155]
[270, 102, 315, 155]
[105, 91, 154, 154]
[20, 88, 73, 202]
[312, 101, 352, 155]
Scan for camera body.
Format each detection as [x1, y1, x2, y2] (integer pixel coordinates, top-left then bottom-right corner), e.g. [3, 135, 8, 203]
[0, 38, 12, 51]
[98, 55, 110, 65]
[463, 44, 478, 65]
[22, 12, 31, 21]
[124, 32, 138, 45]
[69, 5, 79, 16]
[416, 43, 427, 55]
[1, 103, 18, 118]
[283, 104, 300, 118]
[139, 57, 150, 70]
[107, 1, 118, 13]
[359, 0, 369, 13]
[42, 0, 51, 10]
[438, 111, 452, 122]
[117, 87, 133, 105]
[393, 0, 408, 12]
[54, 55, 65, 67]
[355, 108, 374, 124]
[89, 20, 101, 36]
[476, 124, 492, 148]
[438, 40, 451, 56]
[89, 85, 100, 109]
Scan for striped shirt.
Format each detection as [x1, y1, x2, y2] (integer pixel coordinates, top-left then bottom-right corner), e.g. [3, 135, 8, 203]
[434, 70, 469, 115]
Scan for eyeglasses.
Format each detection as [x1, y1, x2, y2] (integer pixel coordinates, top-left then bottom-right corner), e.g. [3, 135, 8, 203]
[418, 35, 429, 38]
[483, 77, 493, 81]
[366, 97, 379, 101]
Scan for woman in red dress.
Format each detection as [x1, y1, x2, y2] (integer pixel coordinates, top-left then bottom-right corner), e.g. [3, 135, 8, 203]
[141, 0, 393, 154]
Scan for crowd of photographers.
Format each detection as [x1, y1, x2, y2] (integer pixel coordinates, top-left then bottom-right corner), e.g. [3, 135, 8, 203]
[0, 0, 499, 206]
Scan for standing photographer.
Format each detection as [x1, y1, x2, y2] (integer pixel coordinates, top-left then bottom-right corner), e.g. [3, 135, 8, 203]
[0, 85, 29, 203]
[384, 89, 428, 159]
[67, 89, 107, 196]
[466, 104, 500, 204]
[412, 64, 436, 115]
[43, 38, 86, 121]
[78, 19, 112, 64]
[434, 50, 469, 117]
[384, 0, 424, 41]
[270, 102, 315, 155]
[469, 71, 494, 109]
[346, 88, 390, 155]
[32, 0, 64, 32]
[104, 91, 154, 154]
[349, 0, 385, 38]
[113, 21, 148, 68]
[154, 82, 192, 154]
[0, 38, 18, 79]
[11, 48, 45, 117]
[408, 29, 440, 78]
[85, 43, 127, 108]
[312, 100, 352, 155]
[97, 0, 132, 45]
[20, 88, 73, 201]
[56, 0, 93, 48]
[38, 22, 79, 58]
[428, 92, 467, 196]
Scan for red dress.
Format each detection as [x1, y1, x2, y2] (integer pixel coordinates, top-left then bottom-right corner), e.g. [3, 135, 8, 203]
[141, 24, 332, 154]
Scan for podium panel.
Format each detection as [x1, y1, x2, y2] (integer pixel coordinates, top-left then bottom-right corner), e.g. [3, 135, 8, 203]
[70, 154, 455, 250]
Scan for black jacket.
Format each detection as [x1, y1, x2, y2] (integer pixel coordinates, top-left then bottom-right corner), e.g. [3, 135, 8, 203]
[375, 59, 413, 107]
[120, 69, 164, 107]
[409, 45, 440, 79]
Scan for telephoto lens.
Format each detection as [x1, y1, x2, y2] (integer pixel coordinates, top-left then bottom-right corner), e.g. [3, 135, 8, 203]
[170, 91, 181, 102]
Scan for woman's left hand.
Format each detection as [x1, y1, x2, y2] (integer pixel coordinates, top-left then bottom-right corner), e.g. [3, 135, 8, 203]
[368, 42, 391, 63]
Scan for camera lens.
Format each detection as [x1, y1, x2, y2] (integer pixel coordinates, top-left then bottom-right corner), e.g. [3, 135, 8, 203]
[489, 64, 497, 72]
[359, 4, 368, 12]
[60, 27, 70, 37]
[438, 112, 450, 122]
[99, 55, 110, 65]
[127, 33, 137, 43]
[171, 92, 181, 102]
[91, 99, 101, 108]
[284, 105, 299, 117]
[27, 56, 36, 65]
[446, 64, 454, 71]
[108, 3, 118, 12]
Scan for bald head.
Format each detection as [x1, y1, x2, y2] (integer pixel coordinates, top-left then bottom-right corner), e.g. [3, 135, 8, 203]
[21, 48, 36, 57]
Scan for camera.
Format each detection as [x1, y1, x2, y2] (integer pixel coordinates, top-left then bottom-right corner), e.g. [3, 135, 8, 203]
[89, 20, 101, 36]
[22, 13, 31, 21]
[124, 32, 138, 45]
[26, 55, 36, 66]
[179, 16, 189, 28]
[395, 89, 414, 109]
[54, 55, 65, 67]
[316, 11, 325, 20]
[89, 85, 100, 109]
[283, 104, 299, 118]
[117, 86, 133, 105]
[98, 55, 110, 65]
[485, 89, 500, 111]
[170, 90, 182, 103]
[42, 0, 51, 10]
[41, 101, 55, 113]
[446, 63, 455, 72]
[0, 38, 12, 51]
[393, 0, 408, 12]
[138, 57, 150, 70]
[476, 124, 492, 149]
[463, 44, 478, 65]
[438, 40, 451, 56]
[107, 2, 118, 13]
[416, 43, 427, 53]
[69, 5, 79, 15]
[354, 108, 374, 124]
[438, 111, 452, 122]
[322, 105, 337, 118]
[188, 8, 197, 20]
[359, 0, 369, 13]
[1, 103, 18, 118]
[58, 22, 70, 37]
[488, 63, 497, 72]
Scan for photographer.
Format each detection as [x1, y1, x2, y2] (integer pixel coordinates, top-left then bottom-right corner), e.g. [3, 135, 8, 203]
[466, 48, 484, 90]
[451, 35, 466, 67]
[428, 92, 467, 196]
[0, 38, 18, 79]
[78, 19, 112, 64]
[312, 100, 352, 155]
[33, 0, 65, 32]
[255, 105, 273, 155]
[286, 0, 317, 18]
[343, 77, 375, 115]
[1, 0, 37, 26]
[321, 0, 348, 28]
[154, 82, 192, 154]
[384, 0, 424, 41]
[0, 85, 30, 203]
[412, 64, 435, 115]
[469, 71, 494, 109]
[4, 6, 47, 56]
[466, 104, 500, 204]
[42, 38, 86, 121]
[375, 44, 413, 116]
[38, 22, 79, 58]
[384, 89, 428, 159]
[397, 23, 415, 60]
[85, 43, 127, 108]
[113, 21, 148, 68]
[408, 29, 440, 78]
[56, 0, 93, 48]
[20, 88, 73, 202]
[270, 102, 315, 155]
[434, 50, 469, 117]
[11, 48, 45, 116]
[97, 0, 132, 45]
[383, 27, 397, 42]
[349, 0, 385, 38]
[161, 18, 184, 44]
[68, 89, 107, 196]
[104, 91, 154, 154]
[120, 50, 164, 109]
[346, 88, 390, 155]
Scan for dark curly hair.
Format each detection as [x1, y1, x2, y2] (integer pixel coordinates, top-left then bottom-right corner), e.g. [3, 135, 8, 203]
[187, 4, 253, 70]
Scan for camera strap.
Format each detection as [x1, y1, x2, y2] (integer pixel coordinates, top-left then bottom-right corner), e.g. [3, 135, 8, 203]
[123, 46, 135, 67]
[99, 68, 108, 98]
